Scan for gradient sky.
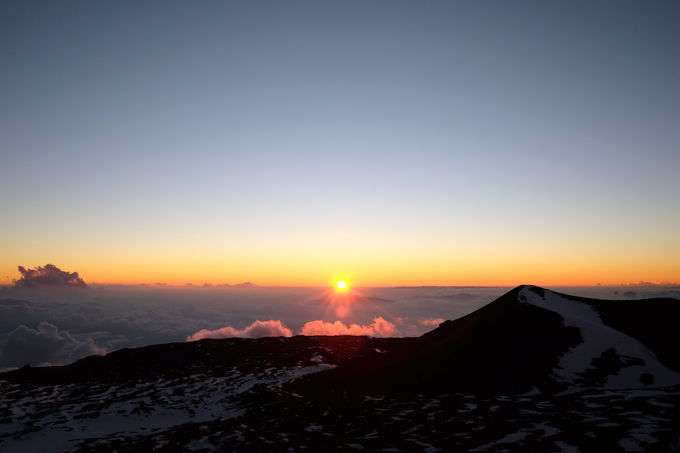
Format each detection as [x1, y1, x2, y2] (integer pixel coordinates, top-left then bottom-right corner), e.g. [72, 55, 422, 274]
[2, 1, 679, 286]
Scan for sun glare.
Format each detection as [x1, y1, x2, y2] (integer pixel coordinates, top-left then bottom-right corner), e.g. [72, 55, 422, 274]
[336, 280, 348, 292]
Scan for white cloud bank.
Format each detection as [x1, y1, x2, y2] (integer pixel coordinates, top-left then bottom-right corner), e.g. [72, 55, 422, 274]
[187, 320, 293, 341]
[300, 317, 396, 337]
[421, 317, 446, 326]
[187, 316, 398, 341]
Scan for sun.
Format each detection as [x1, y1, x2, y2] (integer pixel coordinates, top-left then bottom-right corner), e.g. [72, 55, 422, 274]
[335, 280, 348, 292]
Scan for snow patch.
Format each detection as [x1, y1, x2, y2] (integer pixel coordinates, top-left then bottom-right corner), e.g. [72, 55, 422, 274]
[519, 287, 680, 389]
[0, 362, 336, 452]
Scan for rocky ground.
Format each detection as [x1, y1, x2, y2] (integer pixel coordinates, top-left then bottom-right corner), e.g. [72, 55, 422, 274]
[2, 373, 680, 452]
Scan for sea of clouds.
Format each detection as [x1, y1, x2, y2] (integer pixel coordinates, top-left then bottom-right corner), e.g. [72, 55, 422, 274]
[1, 266, 678, 371]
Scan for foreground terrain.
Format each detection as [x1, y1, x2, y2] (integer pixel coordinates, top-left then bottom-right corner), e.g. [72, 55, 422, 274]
[2, 285, 680, 451]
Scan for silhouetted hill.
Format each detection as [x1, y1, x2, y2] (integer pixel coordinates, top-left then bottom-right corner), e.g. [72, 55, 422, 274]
[293, 285, 581, 395]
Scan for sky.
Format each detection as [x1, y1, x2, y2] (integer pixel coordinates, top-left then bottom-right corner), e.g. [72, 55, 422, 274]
[1, 1, 679, 286]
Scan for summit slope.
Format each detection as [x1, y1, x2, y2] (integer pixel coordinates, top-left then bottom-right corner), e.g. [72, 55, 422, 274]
[519, 285, 680, 390]
[295, 285, 680, 395]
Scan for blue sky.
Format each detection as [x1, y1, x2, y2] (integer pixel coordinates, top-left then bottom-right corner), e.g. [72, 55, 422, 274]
[1, 1, 679, 285]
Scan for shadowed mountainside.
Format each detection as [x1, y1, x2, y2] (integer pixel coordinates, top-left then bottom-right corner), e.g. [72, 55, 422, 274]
[293, 285, 582, 395]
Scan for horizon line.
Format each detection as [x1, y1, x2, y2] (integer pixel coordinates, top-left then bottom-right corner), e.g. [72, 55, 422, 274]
[2, 281, 679, 289]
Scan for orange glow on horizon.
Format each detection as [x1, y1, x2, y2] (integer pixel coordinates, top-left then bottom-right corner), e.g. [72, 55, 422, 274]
[1, 249, 678, 288]
[1, 269, 678, 288]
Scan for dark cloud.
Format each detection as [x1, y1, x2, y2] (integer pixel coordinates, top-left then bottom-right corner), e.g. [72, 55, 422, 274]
[621, 289, 680, 299]
[232, 282, 257, 288]
[656, 290, 680, 298]
[439, 292, 479, 299]
[0, 322, 105, 368]
[199, 282, 257, 288]
[304, 294, 394, 305]
[353, 295, 394, 304]
[14, 264, 88, 289]
[0, 298, 32, 316]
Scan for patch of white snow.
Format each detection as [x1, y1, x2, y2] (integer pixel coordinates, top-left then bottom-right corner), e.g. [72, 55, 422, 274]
[519, 287, 680, 389]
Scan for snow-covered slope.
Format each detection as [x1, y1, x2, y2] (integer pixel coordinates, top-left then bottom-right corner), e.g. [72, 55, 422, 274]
[519, 286, 680, 390]
[0, 356, 335, 452]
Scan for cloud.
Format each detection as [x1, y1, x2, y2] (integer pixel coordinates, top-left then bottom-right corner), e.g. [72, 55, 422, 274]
[14, 264, 88, 289]
[0, 322, 105, 368]
[188, 317, 398, 341]
[300, 316, 397, 337]
[421, 317, 446, 326]
[351, 295, 394, 304]
[187, 320, 293, 341]
[428, 292, 480, 300]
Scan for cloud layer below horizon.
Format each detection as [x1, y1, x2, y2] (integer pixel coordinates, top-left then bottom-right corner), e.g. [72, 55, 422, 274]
[0, 322, 105, 368]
